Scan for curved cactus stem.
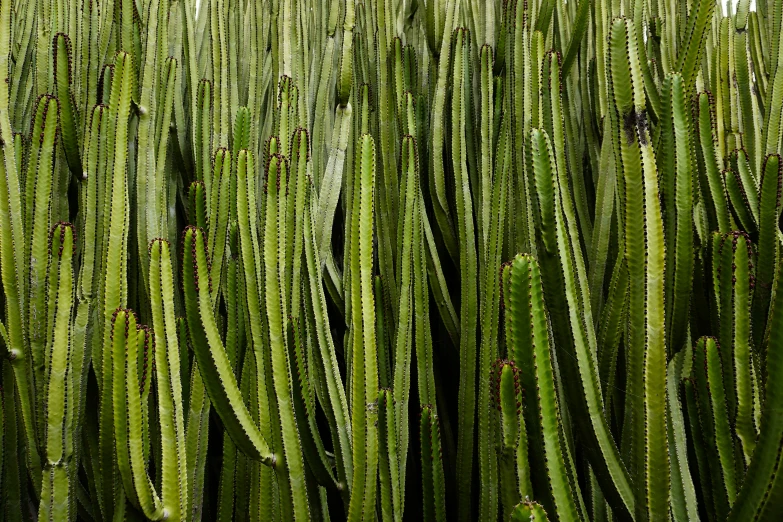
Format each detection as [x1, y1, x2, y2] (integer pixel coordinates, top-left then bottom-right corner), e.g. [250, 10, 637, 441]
[181, 226, 273, 464]
[0, 91, 41, 488]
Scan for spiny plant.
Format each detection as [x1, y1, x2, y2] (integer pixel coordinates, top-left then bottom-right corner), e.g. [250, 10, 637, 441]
[1, 0, 783, 521]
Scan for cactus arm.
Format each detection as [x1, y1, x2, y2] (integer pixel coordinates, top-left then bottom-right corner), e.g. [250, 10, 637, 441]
[310, 32, 335, 188]
[288, 316, 337, 489]
[316, 104, 352, 256]
[730, 149, 761, 225]
[695, 92, 733, 234]
[111, 309, 165, 518]
[72, 105, 108, 448]
[608, 17, 669, 519]
[530, 123, 634, 517]
[148, 240, 189, 519]
[561, 0, 589, 77]
[667, 349, 701, 522]
[588, 119, 616, 317]
[478, 44, 493, 253]
[25, 95, 60, 450]
[422, 209, 460, 343]
[209, 0, 230, 148]
[494, 360, 526, 518]
[8, 0, 36, 126]
[428, 1, 460, 261]
[263, 153, 311, 520]
[659, 73, 695, 354]
[541, 51, 597, 344]
[346, 134, 379, 522]
[189, 180, 208, 229]
[207, 148, 231, 309]
[38, 223, 75, 521]
[195, 79, 213, 190]
[414, 146, 443, 521]
[377, 388, 399, 522]
[391, 135, 418, 500]
[217, 432, 238, 521]
[597, 257, 629, 414]
[726, 168, 758, 235]
[0, 72, 41, 484]
[449, 24, 482, 522]
[675, 0, 714, 88]
[729, 260, 783, 518]
[728, 234, 756, 464]
[693, 337, 737, 509]
[288, 129, 309, 317]
[506, 8, 534, 255]
[133, 0, 165, 287]
[477, 76, 509, 519]
[507, 254, 581, 520]
[53, 33, 82, 178]
[302, 169, 353, 492]
[185, 365, 211, 521]
[420, 405, 446, 522]
[97, 51, 135, 520]
[764, 58, 783, 156]
[233, 147, 277, 461]
[734, 32, 761, 174]
[181, 225, 273, 463]
[752, 154, 782, 359]
[153, 56, 177, 225]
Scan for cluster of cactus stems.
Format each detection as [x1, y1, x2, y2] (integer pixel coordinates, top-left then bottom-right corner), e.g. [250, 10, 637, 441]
[3, 0, 783, 520]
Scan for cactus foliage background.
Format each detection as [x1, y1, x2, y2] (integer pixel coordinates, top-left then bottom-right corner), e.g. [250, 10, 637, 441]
[1, 0, 782, 520]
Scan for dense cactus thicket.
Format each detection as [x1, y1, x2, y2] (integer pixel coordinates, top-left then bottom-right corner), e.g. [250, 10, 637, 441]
[2, 0, 783, 520]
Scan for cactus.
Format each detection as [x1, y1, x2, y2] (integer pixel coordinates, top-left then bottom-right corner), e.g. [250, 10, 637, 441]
[4, 0, 783, 520]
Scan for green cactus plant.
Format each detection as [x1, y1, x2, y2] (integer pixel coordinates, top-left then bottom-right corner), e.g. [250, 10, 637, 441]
[4, 0, 783, 520]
